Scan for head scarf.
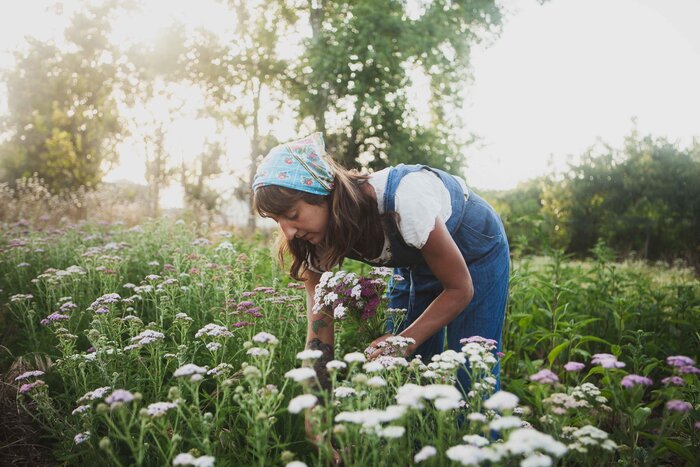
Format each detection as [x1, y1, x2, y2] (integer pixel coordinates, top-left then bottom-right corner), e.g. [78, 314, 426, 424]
[252, 132, 335, 196]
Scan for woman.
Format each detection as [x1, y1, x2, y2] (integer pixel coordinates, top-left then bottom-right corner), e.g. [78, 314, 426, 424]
[253, 133, 509, 395]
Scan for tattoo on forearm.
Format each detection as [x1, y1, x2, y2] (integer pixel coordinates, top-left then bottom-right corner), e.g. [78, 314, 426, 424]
[305, 338, 333, 393]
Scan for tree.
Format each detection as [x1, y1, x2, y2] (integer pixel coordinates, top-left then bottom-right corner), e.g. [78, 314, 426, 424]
[185, 0, 293, 229]
[287, 0, 503, 172]
[0, 2, 128, 193]
[181, 140, 225, 215]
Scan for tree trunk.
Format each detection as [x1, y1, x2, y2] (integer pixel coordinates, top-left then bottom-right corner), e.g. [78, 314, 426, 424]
[248, 79, 262, 230]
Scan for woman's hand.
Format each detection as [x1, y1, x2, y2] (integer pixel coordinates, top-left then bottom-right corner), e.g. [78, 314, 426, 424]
[365, 333, 416, 360]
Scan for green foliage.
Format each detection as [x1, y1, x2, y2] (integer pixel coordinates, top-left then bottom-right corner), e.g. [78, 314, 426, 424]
[288, 0, 502, 171]
[490, 131, 700, 268]
[0, 3, 126, 193]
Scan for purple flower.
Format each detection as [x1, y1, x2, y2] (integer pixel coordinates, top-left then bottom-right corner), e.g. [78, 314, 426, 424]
[241, 292, 256, 297]
[678, 365, 700, 375]
[236, 301, 255, 310]
[564, 361, 585, 372]
[661, 376, 685, 386]
[665, 400, 692, 412]
[695, 421, 700, 430]
[14, 370, 45, 381]
[105, 389, 135, 405]
[232, 321, 252, 328]
[529, 369, 560, 384]
[591, 353, 626, 369]
[41, 312, 70, 325]
[19, 380, 46, 394]
[666, 355, 695, 368]
[60, 301, 77, 312]
[621, 374, 653, 388]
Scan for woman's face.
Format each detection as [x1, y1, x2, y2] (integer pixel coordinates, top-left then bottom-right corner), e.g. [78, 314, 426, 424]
[272, 199, 329, 245]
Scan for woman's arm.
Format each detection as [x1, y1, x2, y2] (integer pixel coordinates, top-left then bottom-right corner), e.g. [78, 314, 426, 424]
[369, 217, 473, 357]
[302, 270, 334, 391]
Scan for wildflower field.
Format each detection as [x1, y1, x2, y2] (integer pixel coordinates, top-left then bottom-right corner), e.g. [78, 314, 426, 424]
[1, 219, 698, 466]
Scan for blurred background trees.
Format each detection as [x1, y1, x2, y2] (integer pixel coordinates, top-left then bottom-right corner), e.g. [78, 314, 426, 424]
[1, 0, 699, 270]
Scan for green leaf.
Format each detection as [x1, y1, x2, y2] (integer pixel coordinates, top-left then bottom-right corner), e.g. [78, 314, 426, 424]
[638, 432, 696, 462]
[548, 341, 571, 366]
[611, 344, 622, 357]
[631, 406, 651, 428]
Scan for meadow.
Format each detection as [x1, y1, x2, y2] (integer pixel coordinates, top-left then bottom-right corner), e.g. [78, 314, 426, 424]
[1, 219, 698, 466]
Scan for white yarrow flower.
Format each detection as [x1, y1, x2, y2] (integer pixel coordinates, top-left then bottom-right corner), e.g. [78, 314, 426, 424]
[74, 431, 91, 444]
[296, 349, 323, 360]
[284, 367, 317, 382]
[288, 394, 318, 413]
[252, 332, 279, 345]
[147, 401, 178, 418]
[414, 446, 437, 463]
[326, 360, 347, 371]
[484, 390, 519, 411]
[343, 352, 366, 363]
[174, 363, 208, 378]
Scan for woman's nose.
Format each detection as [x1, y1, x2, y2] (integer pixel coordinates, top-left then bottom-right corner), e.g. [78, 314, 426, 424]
[279, 220, 297, 240]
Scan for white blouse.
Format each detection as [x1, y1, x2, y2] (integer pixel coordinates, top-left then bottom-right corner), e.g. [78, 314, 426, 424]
[308, 167, 468, 270]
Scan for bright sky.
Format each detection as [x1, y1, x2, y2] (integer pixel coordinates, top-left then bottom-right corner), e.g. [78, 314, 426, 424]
[1, 0, 700, 200]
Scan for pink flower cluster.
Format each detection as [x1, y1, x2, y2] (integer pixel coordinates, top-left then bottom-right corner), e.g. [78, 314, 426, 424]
[620, 374, 653, 388]
[530, 369, 560, 384]
[591, 353, 626, 369]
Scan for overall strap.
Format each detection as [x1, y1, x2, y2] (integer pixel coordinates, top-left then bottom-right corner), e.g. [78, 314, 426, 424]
[385, 164, 468, 236]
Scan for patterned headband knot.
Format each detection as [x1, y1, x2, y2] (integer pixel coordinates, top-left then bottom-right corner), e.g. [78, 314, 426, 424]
[252, 132, 335, 196]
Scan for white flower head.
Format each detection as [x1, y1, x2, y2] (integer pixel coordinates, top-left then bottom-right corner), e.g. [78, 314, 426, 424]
[334, 386, 357, 399]
[463, 434, 490, 447]
[414, 445, 437, 463]
[172, 453, 216, 467]
[288, 394, 318, 414]
[296, 349, 323, 360]
[326, 360, 347, 371]
[74, 431, 91, 444]
[378, 425, 405, 438]
[146, 401, 178, 418]
[366, 376, 387, 388]
[343, 352, 366, 363]
[252, 332, 279, 345]
[484, 390, 519, 411]
[284, 367, 317, 382]
[174, 363, 208, 378]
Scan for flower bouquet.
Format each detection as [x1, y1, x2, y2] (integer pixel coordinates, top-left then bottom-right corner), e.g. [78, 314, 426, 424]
[312, 269, 402, 354]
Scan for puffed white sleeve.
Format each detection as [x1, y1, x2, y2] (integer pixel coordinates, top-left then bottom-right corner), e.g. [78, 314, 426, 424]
[393, 171, 452, 249]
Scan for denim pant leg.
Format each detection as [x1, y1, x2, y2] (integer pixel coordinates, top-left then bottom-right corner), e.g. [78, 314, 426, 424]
[386, 267, 445, 360]
[447, 244, 510, 394]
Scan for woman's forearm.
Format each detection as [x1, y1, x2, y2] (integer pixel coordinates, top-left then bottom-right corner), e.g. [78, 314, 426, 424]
[303, 272, 334, 392]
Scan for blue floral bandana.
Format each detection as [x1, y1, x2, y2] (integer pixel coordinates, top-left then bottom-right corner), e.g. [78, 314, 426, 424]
[252, 132, 335, 196]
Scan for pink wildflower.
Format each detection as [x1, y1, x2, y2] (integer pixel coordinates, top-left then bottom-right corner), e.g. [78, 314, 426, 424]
[678, 366, 700, 375]
[665, 400, 692, 412]
[105, 389, 135, 405]
[19, 380, 46, 394]
[591, 353, 626, 369]
[621, 374, 653, 388]
[529, 369, 560, 384]
[666, 355, 695, 367]
[564, 361, 585, 372]
[14, 370, 45, 381]
[661, 376, 685, 386]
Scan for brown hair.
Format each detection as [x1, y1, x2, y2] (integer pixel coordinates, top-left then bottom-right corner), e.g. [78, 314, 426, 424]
[253, 158, 386, 280]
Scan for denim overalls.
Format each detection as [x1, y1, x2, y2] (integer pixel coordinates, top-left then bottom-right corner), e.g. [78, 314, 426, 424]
[349, 164, 510, 394]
